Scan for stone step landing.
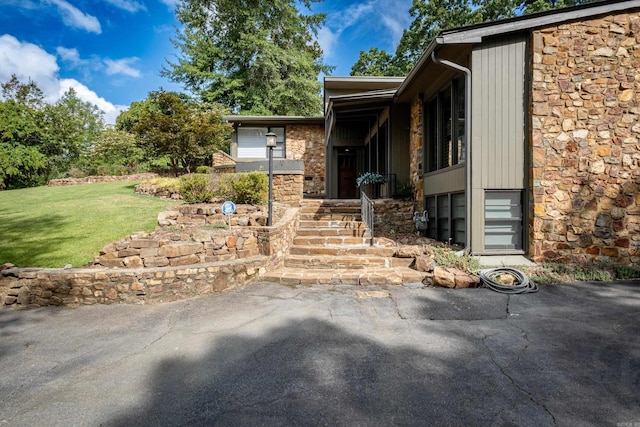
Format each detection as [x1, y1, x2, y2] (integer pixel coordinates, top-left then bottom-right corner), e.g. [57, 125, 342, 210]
[260, 199, 427, 286]
[262, 267, 429, 286]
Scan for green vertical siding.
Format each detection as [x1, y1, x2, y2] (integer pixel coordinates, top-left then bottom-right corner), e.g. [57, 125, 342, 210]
[470, 34, 527, 253]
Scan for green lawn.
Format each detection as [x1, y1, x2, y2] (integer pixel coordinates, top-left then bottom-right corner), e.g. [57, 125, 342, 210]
[0, 182, 172, 268]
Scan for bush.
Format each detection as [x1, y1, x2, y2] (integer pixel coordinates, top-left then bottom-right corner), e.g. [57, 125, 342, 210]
[179, 174, 214, 204]
[215, 172, 268, 205]
[195, 165, 211, 174]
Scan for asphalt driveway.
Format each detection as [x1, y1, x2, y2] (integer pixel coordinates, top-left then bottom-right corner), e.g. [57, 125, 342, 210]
[0, 280, 638, 426]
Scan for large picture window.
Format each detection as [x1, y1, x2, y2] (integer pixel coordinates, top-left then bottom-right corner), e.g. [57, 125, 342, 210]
[237, 126, 285, 159]
[424, 77, 465, 173]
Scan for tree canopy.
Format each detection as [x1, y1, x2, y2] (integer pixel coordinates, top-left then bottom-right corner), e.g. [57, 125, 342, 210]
[351, 0, 599, 76]
[0, 76, 104, 189]
[127, 91, 233, 174]
[163, 0, 332, 116]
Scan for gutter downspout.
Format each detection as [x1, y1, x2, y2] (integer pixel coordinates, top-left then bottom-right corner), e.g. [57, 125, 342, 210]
[431, 51, 472, 254]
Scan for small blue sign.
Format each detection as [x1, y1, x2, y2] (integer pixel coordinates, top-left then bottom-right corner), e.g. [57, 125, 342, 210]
[221, 201, 236, 215]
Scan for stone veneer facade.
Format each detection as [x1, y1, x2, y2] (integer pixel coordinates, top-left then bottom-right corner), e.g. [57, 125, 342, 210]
[531, 11, 640, 263]
[409, 99, 424, 210]
[286, 124, 325, 196]
[213, 124, 325, 198]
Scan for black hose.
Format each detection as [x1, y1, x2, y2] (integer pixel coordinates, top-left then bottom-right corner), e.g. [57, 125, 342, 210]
[477, 267, 538, 294]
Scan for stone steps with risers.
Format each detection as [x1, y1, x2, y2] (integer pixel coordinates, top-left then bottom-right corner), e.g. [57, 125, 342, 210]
[260, 199, 430, 286]
[289, 245, 396, 257]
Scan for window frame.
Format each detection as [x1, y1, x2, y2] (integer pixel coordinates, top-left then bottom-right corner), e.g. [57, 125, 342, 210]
[424, 192, 466, 247]
[484, 190, 524, 252]
[236, 126, 286, 159]
[423, 76, 466, 173]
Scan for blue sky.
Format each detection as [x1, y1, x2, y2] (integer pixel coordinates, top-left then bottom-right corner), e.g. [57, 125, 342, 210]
[0, 0, 412, 123]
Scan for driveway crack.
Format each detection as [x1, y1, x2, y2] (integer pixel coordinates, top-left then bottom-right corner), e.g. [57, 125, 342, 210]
[481, 331, 557, 425]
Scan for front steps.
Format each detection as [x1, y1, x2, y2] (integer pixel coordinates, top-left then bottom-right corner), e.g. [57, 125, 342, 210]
[262, 199, 429, 285]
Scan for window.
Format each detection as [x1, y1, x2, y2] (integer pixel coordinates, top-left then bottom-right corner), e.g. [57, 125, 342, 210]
[236, 126, 285, 159]
[424, 192, 466, 247]
[424, 77, 465, 172]
[484, 190, 523, 251]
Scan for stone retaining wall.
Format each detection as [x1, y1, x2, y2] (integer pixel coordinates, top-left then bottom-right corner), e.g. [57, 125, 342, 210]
[48, 173, 158, 186]
[530, 12, 640, 264]
[1, 258, 267, 307]
[1, 206, 301, 308]
[373, 199, 416, 234]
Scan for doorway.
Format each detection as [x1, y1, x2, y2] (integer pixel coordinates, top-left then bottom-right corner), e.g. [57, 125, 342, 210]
[338, 150, 357, 199]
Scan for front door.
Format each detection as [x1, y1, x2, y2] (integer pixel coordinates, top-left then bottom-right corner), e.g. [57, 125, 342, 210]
[338, 151, 357, 199]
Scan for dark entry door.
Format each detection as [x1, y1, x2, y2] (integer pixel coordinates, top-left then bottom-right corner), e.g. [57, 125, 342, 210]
[338, 152, 357, 199]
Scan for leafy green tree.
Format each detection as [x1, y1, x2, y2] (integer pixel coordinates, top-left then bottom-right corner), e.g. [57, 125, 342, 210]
[0, 75, 48, 189]
[0, 75, 106, 188]
[88, 129, 144, 173]
[351, 0, 598, 76]
[351, 48, 404, 77]
[131, 91, 233, 174]
[43, 88, 105, 178]
[163, 0, 332, 116]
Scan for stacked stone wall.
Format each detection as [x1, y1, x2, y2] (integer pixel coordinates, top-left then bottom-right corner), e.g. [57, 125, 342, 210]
[1, 206, 301, 308]
[1, 259, 266, 307]
[373, 200, 416, 234]
[287, 124, 325, 196]
[410, 99, 424, 211]
[531, 12, 640, 263]
[48, 173, 158, 187]
[212, 151, 236, 173]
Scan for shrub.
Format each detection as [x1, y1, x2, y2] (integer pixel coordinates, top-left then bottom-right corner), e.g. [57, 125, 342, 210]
[195, 165, 211, 174]
[215, 172, 268, 205]
[179, 173, 214, 204]
[433, 248, 480, 272]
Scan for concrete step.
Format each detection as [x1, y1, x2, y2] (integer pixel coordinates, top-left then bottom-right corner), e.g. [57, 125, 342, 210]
[289, 245, 396, 257]
[261, 267, 430, 286]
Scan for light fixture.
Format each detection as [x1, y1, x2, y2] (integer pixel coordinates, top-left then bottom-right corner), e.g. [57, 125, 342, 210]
[265, 131, 277, 226]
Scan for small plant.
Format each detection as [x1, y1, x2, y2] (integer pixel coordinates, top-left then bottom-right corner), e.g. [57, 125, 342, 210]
[215, 172, 267, 205]
[142, 177, 180, 192]
[397, 180, 415, 201]
[205, 223, 228, 230]
[356, 172, 387, 187]
[179, 173, 214, 204]
[433, 248, 480, 272]
[195, 165, 211, 174]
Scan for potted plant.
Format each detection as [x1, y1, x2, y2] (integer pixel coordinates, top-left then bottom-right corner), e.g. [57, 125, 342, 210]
[356, 172, 387, 198]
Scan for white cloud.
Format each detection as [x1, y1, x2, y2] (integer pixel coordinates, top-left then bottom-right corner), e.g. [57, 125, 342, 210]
[56, 46, 82, 65]
[0, 35, 125, 124]
[104, 0, 146, 13]
[104, 57, 142, 78]
[45, 0, 102, 33]
[0, 34, 60, 97]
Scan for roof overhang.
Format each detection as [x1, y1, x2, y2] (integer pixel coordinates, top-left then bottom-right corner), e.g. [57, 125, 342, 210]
[223, 115, 324, 126]
[396, 0, 640, 99]
[324, 76, 405, 92]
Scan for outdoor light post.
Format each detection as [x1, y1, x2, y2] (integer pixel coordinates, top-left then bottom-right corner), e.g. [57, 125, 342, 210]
[265, 131, 277, 226]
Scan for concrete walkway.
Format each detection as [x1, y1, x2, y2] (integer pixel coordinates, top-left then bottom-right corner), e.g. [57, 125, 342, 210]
[0, 280, 638, 426]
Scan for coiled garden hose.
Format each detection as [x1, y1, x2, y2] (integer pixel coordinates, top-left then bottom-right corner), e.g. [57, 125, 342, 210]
[476, 267, 538, 294]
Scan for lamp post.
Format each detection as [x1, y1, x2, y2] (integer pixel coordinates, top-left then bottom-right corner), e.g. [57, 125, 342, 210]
[265, 131, 277, 226]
